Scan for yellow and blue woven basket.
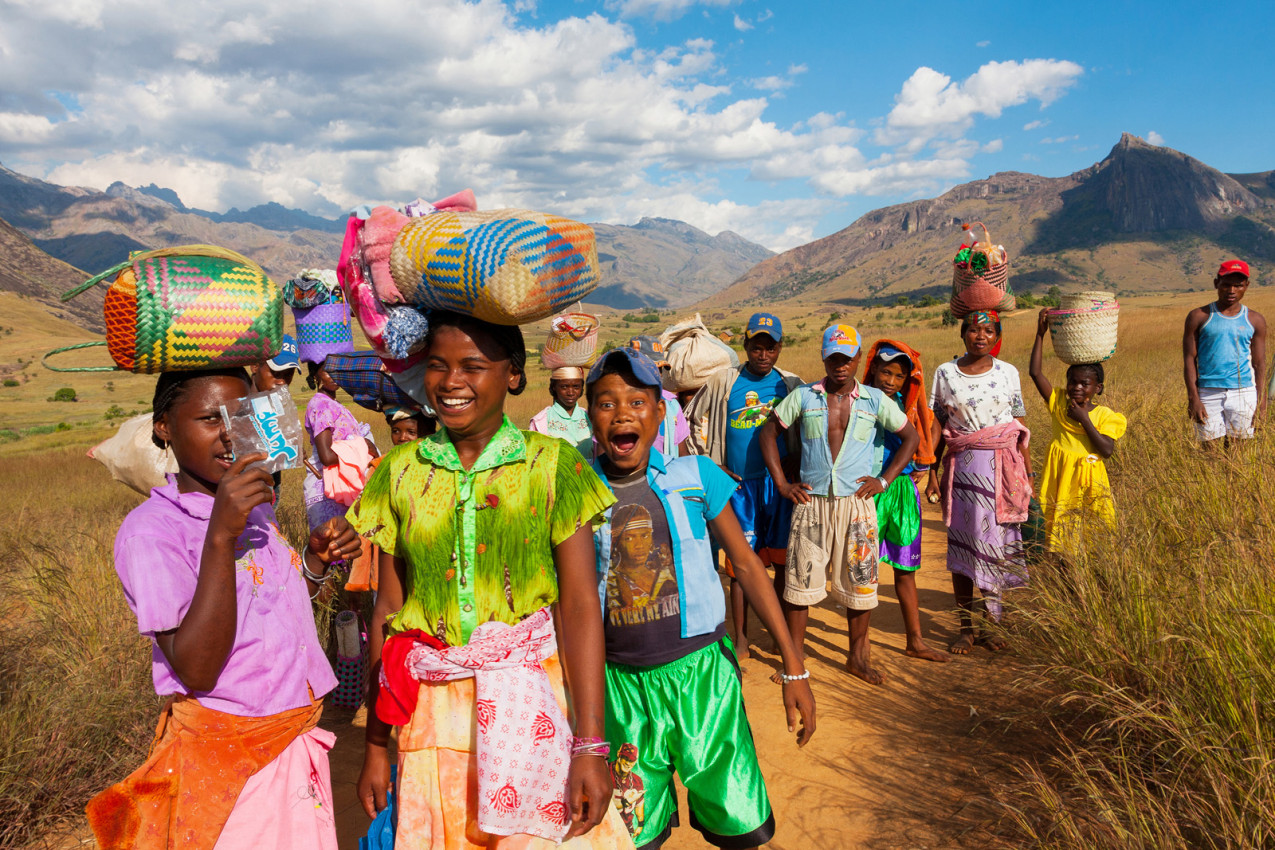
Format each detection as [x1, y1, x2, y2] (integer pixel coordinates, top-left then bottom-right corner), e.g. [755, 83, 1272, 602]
[45, 245, 283, 373]
[388, 209, 600, 325]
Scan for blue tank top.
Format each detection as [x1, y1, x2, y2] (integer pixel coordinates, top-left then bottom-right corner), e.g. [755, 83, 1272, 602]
[1197, 304, 1254, 389]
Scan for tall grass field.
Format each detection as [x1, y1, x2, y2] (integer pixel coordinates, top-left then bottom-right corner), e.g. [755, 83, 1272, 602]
[0, 289, 1271, 848]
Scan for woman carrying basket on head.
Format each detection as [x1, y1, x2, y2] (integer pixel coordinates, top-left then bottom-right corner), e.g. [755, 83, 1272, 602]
[926, 310, 1032, 654]
[351, 310, 634, 849]
[89, 367, 362, 850]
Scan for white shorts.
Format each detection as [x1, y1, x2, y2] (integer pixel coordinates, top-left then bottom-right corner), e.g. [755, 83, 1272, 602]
[1195, 386, 1257, 441]
[784, 495, 880, 610]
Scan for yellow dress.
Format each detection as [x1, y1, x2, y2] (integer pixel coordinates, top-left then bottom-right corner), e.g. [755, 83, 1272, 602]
[1038, 389, 1127, 556]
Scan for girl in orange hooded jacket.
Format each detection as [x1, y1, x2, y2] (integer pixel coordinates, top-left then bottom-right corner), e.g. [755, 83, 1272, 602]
[862, 340, 947, 663]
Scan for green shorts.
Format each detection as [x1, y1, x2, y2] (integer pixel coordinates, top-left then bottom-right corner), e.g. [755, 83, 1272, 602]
[605, 638, 774, 849]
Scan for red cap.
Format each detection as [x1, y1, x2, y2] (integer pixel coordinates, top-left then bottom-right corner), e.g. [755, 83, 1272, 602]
[1217, 259, 1250, 278]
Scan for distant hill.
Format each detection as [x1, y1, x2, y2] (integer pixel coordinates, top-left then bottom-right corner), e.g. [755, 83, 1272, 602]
[715, 133, 1275, 308]
[0, 169, 773, 313]
[590, 217, 774, 308]
[0, 215, 100, 331]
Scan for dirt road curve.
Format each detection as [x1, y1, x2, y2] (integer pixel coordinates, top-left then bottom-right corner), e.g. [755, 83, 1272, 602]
[325, 500, 1023, 850]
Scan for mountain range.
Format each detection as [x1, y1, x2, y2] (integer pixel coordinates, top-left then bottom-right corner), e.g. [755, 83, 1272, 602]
[717, 134, 1275, 307]
[2, 133, 1272, 334]
[0, 167, 772, 315]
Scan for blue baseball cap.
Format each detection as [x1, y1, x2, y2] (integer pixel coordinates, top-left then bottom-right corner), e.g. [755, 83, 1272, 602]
[586, 347, 663, 390]
[821, 324, 861, 360]
[266, 334, 300, 370]
[746, 312, 783, 341]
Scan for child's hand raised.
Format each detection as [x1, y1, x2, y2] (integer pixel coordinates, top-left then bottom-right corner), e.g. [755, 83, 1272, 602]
[1065, 399, 1092, 423]
[782, 676, 817, 747]
[1036, 308, 1051, 338]
[208, 453, 272, 542]
[308, 517, 363, 567]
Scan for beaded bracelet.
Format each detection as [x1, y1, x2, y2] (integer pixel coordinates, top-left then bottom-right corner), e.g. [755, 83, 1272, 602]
[780, 670, 810, 683]
[570, 736, 611, 759]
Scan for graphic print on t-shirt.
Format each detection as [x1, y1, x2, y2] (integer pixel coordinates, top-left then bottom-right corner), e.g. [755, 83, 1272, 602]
[606, 502, 678, 626]
[725, 369, 789, 479]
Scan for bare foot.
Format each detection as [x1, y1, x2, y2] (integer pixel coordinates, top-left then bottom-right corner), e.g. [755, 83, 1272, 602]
[846, 656, 886, 686]
[736, 641, 751, 661]
[948, 633, 975, 655]
[976, 633, 1008, 652]
[904, 640, 951, 663]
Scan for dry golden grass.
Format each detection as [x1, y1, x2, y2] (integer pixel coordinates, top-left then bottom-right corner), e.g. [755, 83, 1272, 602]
[1, 288, 1272, 848]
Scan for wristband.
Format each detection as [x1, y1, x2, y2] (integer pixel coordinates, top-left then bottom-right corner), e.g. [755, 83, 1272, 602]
[877, 476, 889, 490]
[570, 736, 611, 758]
[780, 670, 810, 683]
[301, 546, 331, 584]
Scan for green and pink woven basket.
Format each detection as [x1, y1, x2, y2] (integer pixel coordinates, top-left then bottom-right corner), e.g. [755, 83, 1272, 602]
[44, 245, 283, 373]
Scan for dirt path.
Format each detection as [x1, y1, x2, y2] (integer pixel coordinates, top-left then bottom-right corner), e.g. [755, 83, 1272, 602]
[324, 501, 1025, 849]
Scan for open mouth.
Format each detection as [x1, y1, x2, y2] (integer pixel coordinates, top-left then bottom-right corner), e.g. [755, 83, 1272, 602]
[609, 432, 640, 456]
[438, 397, 474, 413]
[215, 452, 234, 469]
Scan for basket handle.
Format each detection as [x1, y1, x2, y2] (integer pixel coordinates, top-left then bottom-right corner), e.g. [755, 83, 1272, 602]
[961, 221, 992, 248]
[60, 259, 133, 302]
[42, 341, 119, 372]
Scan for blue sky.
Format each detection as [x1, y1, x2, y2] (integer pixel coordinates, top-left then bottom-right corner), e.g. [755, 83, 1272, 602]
[0, 0, 1271, 250]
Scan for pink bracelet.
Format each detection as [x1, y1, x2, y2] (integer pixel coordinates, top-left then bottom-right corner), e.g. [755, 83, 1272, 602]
[570, 736, 611, 758]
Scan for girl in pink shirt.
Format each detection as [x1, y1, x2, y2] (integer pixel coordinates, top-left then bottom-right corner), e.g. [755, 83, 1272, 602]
[89, 367, 363, 850]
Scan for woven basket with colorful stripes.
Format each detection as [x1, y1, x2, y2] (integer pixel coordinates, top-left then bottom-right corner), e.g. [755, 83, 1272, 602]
[388, 208, 600, 325]
[46, 245, 283, 373]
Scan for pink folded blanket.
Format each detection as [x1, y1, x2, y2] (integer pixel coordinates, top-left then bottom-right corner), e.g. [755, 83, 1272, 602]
[941, 419, 1031, 525]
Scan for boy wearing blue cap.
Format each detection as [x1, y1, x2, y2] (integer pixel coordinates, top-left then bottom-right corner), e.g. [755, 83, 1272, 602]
[684, 313, 803, 658]
[586, 346, 815, 849]
[252, 333, 300, 393]
[760, 324, 919, 686]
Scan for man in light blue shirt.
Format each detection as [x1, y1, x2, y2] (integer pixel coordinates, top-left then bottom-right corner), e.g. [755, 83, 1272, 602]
[760, 324, 918, 686]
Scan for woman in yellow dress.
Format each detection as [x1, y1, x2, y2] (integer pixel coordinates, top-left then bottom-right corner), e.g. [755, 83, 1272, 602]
[1029, 310, 1128, 558]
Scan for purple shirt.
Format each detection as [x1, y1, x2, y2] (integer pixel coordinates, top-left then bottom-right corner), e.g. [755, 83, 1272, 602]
[114, 476, 338, 717]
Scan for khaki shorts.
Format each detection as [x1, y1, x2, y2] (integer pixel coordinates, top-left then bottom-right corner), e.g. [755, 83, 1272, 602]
[783, 495, 880, 610]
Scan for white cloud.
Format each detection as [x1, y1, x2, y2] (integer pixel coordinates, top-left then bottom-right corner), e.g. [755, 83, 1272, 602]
[1022, 119, 1048, 131]
[0, 2, 1086, 251]
[976, 40, 990, 48]
[1040, 135, 1079, 144]
[876, 59, 1084, 149]
[732, 13, 752, 31]
[1146, 130, 1165, 146]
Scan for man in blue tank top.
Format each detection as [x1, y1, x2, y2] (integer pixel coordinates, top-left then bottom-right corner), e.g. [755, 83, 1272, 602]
[1183, 259, 1268, 444]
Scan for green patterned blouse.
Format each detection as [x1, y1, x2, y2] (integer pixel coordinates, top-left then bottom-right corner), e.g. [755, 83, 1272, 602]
[348, 416, 615, 646]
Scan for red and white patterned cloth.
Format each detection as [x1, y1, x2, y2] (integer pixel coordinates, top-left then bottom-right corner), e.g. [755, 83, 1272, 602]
[393, 607, 572, 841]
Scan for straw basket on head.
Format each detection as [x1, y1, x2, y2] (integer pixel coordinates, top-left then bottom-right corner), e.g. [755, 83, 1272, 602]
[1048, 291, 1119, 364]
[541, 312, 600, 369]
[950, 221, 1015, 317]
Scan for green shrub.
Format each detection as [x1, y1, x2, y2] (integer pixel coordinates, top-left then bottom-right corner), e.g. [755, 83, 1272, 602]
[103, 404, 127, 420]
[2, 379, 17, 388]
[48, 387, 77, 402]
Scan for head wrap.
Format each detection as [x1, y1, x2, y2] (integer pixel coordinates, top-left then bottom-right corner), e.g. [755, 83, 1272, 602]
[550, 366, 585, 381]
[385, 405, 416, 422]
[960, 310, 1003, 356]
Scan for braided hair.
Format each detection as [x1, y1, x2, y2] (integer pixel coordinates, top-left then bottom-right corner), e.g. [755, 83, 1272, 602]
[1066, 361, 1105, 392]
[151, 367, 250, 448]
[424, 311, 527, 395]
